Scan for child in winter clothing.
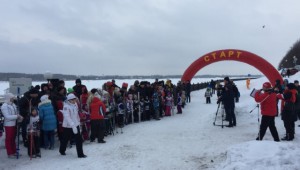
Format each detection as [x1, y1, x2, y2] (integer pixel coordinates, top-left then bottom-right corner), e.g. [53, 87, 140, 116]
[177, 93, 182, 114]
[117, 98, 125, 128]
[205, 88, 212, 104]
[27, 108, 41, 158]
[152, 92, 161, 120]
[133, 94, 139, 122]
[165, 93, 173, 116]
[126, 94, 134, 124]
[144, 96, 151, 120]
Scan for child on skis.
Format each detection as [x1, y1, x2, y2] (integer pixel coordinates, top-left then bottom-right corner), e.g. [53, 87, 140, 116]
[27, 108, 41, 158]
[177, 93, 182, 114]
[165, 92, 173, 116]
[144, 96, 151, 121]
[205, 88, 212, 104]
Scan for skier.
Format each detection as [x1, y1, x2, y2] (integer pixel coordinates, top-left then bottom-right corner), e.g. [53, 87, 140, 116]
[144, 96, 151, 120]
[204, 88, 212, 104]
[27, 108, 41, 158]
[152, 91, 161, 120]
[165, 92, 173, 116]
[176, 93, 182, 114]
[1, 93, 23, 158]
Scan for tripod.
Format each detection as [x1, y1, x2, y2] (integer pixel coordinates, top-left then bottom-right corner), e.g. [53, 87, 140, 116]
[213, 102, 225, 128]
[250, 104, 260, 140]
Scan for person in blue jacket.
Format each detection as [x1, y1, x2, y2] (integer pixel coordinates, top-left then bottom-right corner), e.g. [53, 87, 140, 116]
[38, 95, 57, 150]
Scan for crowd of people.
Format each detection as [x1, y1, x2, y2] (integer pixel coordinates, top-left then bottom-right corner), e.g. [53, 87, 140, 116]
[2, 76, 298, 160]
[254, 79, 300, 141]
[1, 78, 211, 159]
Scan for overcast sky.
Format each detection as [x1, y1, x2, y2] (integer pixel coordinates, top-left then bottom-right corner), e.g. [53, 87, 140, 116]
[0, 0, 300, 76]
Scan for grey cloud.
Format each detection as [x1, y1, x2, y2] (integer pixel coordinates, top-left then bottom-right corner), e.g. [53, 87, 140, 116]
[0, 0, 300, 76]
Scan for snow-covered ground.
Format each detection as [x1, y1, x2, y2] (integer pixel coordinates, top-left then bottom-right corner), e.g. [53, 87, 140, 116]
[1, 75, 300, 170]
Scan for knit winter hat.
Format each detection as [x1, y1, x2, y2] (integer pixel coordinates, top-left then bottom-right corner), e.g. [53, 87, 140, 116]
[287, 83, 296, 90]
[57, 86, 65, 93]
[67, 88, 74, 93]
[40, 95, 49, 102]
[4, 93, 15, 103]
[75, 79, 81, 84]
[224, 77, 230, 82]
[67, 93, 77, 101]
[29, 88, 39, 94]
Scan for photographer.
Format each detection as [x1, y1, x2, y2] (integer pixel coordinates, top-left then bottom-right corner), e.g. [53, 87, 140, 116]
[217, 77, 236, 127]
[254, 82, 280, 141]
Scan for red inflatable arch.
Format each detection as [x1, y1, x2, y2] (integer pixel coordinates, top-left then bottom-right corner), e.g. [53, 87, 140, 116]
[181, 49, 283, 86]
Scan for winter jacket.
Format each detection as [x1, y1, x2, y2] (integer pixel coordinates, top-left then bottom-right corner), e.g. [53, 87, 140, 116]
[294, 86, 300, 110]
[89, 97, 106, 120]
[1, 103, 18, 127]
[220, 83, 235, 108]
[38, 99, 57, 131]
[254, 91, 277, 116]
[205, 91, 212, 98]
[277, 89, 297, 120]
[72, 84, 87, 98]
[19, 92, 39, 118]
[165, 96, 173, 106]
[27, 115, 40, 133]
[62, 101, 80, 128]
[118, 103, 125, 115]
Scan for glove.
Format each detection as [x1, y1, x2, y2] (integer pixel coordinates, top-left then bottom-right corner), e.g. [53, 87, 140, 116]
[17, 115, 24, 122]
[72, 126, 78, 134]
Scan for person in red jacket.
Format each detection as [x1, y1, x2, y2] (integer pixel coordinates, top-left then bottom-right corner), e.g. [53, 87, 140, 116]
[254, 82, 280, 141]
[89, 96, 106, 143]
[277, 83, 297, 141]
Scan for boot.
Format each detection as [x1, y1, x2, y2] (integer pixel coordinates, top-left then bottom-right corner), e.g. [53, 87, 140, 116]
[281, 135, 288, 141]
[287, 133, 294, 141]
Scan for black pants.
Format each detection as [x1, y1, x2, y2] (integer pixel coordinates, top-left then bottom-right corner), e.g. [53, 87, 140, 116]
[224, 106, 236, 126]
[90, 119, 105, 142]
[186, 93, 191, 103]
[283, 116, 295, 138]
[206, 97, 211, 104]
[27, 133, 40, 156]
[21, 120, 28, 145]
[59, 126, 84, 157]
[258, 115, 280, 141]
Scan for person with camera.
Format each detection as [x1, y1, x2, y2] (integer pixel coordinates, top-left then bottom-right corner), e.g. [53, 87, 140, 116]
[277, 83, 297, 141]
[217, 77, 236, 127]
[254, 82, 280, 141]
